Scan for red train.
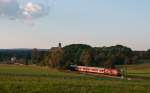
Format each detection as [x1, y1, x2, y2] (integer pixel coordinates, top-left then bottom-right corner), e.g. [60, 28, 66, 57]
[70, 65, 121, 76]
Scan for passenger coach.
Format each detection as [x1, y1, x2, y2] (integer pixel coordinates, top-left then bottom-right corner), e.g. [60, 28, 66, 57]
[70, 65, 121, 76]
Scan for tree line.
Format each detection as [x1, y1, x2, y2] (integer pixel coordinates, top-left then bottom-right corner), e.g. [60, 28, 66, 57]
[0, 44, 150, 69]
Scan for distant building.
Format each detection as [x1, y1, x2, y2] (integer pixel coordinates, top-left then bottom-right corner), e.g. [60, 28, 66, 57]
[10, 57, 16, 64]
[58, 43, 62, 48]
[50, 43, 62, 52]
[50, 43, 62, 50]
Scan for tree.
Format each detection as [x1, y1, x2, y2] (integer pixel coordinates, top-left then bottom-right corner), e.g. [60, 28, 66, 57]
[104, 55, 116, 68]
[62, 44, 92, 67]
[31, 48, 40, 64]
[48, 48, 64, 68]
[94, 53, 104, 66]
[93, 45, 133, 68]
[80, 49, 93, 66]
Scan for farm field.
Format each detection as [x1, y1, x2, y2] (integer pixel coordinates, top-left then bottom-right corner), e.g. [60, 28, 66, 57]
[127, 63, 150, 79]
[0, 64, 149, 93]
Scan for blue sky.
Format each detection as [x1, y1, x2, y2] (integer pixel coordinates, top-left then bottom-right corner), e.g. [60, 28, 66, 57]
[0, 0, 150, 50]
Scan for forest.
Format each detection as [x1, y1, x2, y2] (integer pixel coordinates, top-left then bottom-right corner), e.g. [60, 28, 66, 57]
[0, 44, 150, 69]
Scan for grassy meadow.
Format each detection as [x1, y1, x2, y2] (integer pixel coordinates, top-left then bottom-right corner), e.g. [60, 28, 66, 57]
[0, 64, 149, 93]
[127, 63, 150, 78]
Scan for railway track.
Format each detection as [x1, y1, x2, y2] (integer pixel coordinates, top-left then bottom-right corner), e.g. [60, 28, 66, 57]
[65, 70, 144, 81]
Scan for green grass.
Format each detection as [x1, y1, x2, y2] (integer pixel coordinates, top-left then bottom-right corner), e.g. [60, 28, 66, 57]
[127, 63, 150, 78]
[0, 64, 149, 93]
